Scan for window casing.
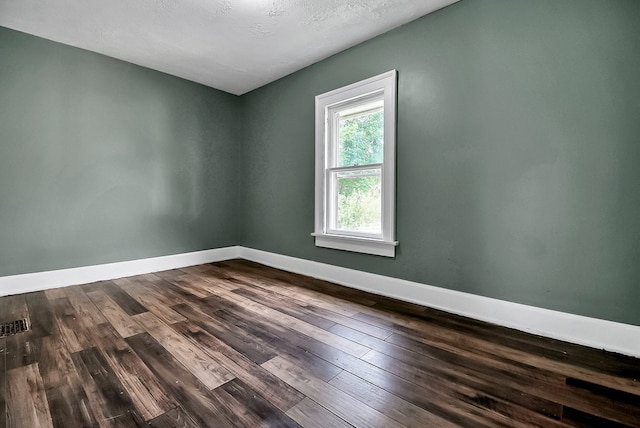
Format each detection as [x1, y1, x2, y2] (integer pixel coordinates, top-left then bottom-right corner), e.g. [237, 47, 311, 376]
[313, 70, 398, 257]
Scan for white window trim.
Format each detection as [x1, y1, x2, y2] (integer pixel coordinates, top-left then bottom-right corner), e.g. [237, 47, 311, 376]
[312, 70, 398, 257]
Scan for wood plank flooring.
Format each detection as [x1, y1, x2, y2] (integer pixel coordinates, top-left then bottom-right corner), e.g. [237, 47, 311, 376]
[0, 259, 639, 427]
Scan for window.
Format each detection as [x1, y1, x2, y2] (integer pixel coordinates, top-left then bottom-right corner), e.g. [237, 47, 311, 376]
[312, 70, 398, 257]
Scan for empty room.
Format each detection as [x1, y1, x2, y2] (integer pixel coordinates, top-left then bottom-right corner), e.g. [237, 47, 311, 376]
[1, 0, 639, 426]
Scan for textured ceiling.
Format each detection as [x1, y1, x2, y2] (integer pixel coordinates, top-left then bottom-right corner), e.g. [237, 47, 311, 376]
[0, 0, 458, 95]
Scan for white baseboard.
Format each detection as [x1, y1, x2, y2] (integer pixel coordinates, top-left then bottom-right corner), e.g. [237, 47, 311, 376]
[2, 245, 638, 358]
[239, 247, 640, 358]
[0, 246, 242, 297]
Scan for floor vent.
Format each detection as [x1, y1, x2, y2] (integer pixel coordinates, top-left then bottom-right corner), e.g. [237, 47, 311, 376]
[0, 319, 30, 337]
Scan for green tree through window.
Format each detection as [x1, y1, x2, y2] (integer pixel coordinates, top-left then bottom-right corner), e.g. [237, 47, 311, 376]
[336, 110, 383, 232]
[338, 110, 384, 166]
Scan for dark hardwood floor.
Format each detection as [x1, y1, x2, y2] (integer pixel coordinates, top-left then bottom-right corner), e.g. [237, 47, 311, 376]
[0, 259, 638, 427]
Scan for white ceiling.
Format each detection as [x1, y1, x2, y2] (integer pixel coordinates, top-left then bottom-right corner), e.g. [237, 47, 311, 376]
[0, 0, 458, 95]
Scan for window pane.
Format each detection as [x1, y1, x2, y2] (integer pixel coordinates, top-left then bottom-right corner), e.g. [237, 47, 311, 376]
[337, 103, 384, 167]
[331, 169, 382, 234]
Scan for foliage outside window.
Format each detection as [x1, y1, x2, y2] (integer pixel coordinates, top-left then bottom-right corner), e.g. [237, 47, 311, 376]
[313, 71, 398, 257]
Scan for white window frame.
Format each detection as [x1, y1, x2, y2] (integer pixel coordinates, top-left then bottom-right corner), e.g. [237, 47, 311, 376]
[312, 70, 398, 257]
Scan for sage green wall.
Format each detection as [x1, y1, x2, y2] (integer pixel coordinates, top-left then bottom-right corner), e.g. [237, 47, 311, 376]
[2, 0, 640, 327]
[239, 0, 640, 325]
[0, 27, 240, 277]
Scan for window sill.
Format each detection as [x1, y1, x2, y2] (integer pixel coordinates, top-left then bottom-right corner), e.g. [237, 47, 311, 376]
[311, 233, 398, 257]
